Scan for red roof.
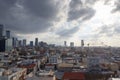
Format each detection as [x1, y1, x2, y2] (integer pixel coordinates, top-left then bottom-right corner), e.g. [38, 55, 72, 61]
[45, 64, 54, 66]
[62, 72, 85, 80]
[18, 64, 36, 68]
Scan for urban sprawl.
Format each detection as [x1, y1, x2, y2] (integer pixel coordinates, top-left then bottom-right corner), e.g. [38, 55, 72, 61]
[0, 24, 120, 80]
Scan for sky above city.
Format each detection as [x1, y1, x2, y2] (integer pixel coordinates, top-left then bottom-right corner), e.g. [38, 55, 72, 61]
[0, 0, 120, 46]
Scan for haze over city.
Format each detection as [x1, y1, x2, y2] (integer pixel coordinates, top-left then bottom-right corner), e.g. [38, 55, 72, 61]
[0, 0, 120, 46]
[0, 0, 120, 80]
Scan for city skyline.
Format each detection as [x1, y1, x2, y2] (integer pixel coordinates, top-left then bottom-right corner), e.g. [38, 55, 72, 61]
[0, 0, 120, 46]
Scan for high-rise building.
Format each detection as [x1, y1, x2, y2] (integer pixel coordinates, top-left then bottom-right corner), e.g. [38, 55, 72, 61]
[16, 39, 19, 47]
[6, 30, 10, 38]
[12, 37, 18, 47]
[5, 38, 13, 52]
[18, 40, 22, 47]
[39, 41, 48, 47]
[0, 24, 3, 38]
[30, 41, 33, 47]
[0, 38, 6, 52]
[0, 38, 13, 52]
[81, 40, 84, 52]
[70, 42, 74, 47]
[12, 37, 15, 47]
[35, 38, 38, 46]
[81, 40, 84, 47]
[23, 39, 26, 47]
[64, 41, 67, 47]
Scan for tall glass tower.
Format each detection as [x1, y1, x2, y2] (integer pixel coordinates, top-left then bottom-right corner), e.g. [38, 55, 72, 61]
[0, 24, 3, 38]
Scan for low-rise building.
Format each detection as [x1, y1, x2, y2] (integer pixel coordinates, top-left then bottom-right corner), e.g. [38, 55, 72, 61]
[0, 68, 27, 80]
[54, 72, 85, 80]
[48, 55, 58, 64]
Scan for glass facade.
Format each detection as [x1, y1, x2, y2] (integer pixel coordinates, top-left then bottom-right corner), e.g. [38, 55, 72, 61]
[5, 38, 13, 52]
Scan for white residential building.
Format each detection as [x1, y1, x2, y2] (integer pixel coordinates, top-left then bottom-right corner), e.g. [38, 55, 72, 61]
[0, 68, 27, 80]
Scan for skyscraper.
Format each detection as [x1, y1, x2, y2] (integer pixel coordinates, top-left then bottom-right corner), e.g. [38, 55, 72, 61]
[70, 42, 74, 47]
[81, 40, 84, 47]
[0, 39, 5, 52]
[30, 41, 33, 47]
[6, 30, 10, 38]
[35, 38, 38, 46]
[0, 38, 13, 52]
[23, 39, 26, 47]
[5, 38, 13, 52]
[12, 37, 18, 47]
[18, 40, 22, 47]
[0, 24, 3, 38]
[64, 41, 67, 47]
[81, 40, 84, 51]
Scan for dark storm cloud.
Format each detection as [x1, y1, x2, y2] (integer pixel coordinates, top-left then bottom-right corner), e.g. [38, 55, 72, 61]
[112, 0, 120, 13]
[113, 25, 120, 34]
[69, 0, 82, 8]
[98, 25, 109, 34]
[0, 0, 62, 34]
[23, 0, 60, 20]
[85, 0, 110, 5]
[98, 25, 113, 37]
[56, 27, 79, 37]
[68, 7, 95, 21]
[0, 0, 111, 36]
[104, 0, 111, 5]
[4, 18, 53, 34]
[85, 0, 100, 5]
[97, 24, 120, 37]
[68, 0, 96, 21]
[0, 0, 16, 18]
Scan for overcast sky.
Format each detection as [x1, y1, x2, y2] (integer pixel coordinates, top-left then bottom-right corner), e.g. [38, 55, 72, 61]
[0, 0, 120, 46]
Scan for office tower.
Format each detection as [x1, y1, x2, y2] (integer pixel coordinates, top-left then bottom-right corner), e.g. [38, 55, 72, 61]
[35, 38, 38, 46]
[39, 41, 43, 47]
[23, 39, 26, 47]
[30, 41, 33, 47]
[16, 39, 19, 47]
[70, 42, 74, 47]
[18, 40, 22, 47]
[12, 37, 15, 47]
[0, 24, 3, 37]
[81, 40, 84, 52]
[12, 37, 17, 47]
[64, 41, 67, 47]
[5, 38, 13, 52]
[0, 39, 6, 52]
[81, 40, 84, 47]
[0, 38, 13, 52]
[39, 41, 48, 47]
[6, 30, 10, 38]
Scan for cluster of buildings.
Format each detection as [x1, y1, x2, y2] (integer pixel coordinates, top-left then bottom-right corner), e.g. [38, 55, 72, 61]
[0, 24, 13, 52]
[0, 24, 49, 52]
[64, 40, 84, 48]
[0, 24, 120, 80]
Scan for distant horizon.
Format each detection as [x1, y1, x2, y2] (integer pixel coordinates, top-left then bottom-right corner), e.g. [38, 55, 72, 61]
[0, 0, 120, 46]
